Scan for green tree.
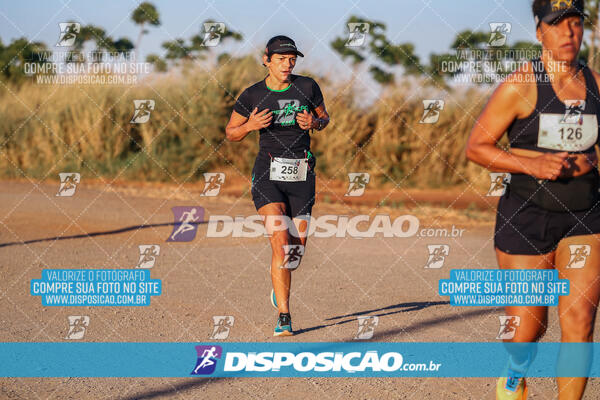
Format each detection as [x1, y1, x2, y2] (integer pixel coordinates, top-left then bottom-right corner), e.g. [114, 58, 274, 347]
[189, 19, 242, 56]
[60, 24, 134, 63]
[429, 29, 540, 84]
[0, 37, 51, 84]
[73, 25, 109, 50]
[449, 29, 490, 49]
[162, 38, 192, 63]
[131, 2, 161, 61]
[65, 24, 110, 63]
[330, 16, 421, 85]
[146, 53, 167, 72]
[160, 20, 242, 67]
[110, 38, 135, 54]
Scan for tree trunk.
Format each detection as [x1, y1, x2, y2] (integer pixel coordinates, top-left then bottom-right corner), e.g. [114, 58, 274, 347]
[135, 22, 145, 63]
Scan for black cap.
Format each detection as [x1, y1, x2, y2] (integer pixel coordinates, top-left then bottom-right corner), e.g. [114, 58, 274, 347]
[533, 0, 586, 27]
[266, 35, 304, 57]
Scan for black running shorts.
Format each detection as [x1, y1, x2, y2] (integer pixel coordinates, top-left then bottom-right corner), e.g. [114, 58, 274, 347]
[495, 189, 600, 255]
[251, 152, 316, 218]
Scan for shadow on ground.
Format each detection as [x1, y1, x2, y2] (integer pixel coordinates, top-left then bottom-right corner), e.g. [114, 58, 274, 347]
[0, 221, 207, 248]
[119, 304, 497, 399]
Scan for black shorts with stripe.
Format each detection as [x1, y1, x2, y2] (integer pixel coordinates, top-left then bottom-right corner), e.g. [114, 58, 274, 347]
[251, 152, 316, 218]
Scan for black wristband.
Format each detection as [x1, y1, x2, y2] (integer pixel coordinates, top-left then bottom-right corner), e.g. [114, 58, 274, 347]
[316, 118, 323, 130]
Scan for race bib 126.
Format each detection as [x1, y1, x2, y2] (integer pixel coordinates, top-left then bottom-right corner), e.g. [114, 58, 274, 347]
[538, 111, 598, 152]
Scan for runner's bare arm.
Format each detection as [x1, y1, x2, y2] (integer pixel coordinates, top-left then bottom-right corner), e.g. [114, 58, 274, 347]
[465, 71, 568, 179]
[225, 107, 273, 142]
[314, 104, 330, 130]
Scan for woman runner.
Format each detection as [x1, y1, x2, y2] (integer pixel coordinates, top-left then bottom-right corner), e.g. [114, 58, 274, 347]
[466, 1, 600, 399]
[225, 35, 329, 336]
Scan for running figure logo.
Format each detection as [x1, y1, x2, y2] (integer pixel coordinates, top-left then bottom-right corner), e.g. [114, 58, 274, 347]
[419, 100, 444, 124]
[167, 206, 204, 242]
[425, 245, 449, 269]
[136, 245, 160, 269]
[488, 23, 511, 47]
[354, 316, 379, 340]
[281, 245, 305, 270]
[130, 100, 155, 124]
[486, 172, 511, 196]
[65, 316, 89, 340]
[201, 173, 225, 196]
[566, 245, 590, 269]
[345, 173, 370, 196]
[56, 173, 80, 197]
[56, 22, 80, 47]
[209, 316, 235, 340]
[561, 100, 585, 124]
[497, 316, 520, 340]
[191, 345, 222, 375]
[346, 23, 370, 47]
[200, 22, 225, 47]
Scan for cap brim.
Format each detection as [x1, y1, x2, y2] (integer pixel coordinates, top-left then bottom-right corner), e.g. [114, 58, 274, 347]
[271, 49, 304, 57]
[542, 9, 586, 25]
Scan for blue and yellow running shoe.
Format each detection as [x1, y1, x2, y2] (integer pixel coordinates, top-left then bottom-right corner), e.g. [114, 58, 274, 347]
[496, 375, 528, 399]
[274, 312, 293, 336]
[270, 289, 278, 309]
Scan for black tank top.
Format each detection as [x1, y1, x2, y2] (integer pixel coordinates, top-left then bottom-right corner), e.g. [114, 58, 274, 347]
[507, 59, 600, 154]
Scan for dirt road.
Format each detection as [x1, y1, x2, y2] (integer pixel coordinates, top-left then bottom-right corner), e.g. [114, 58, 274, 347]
[1, 180, 597, 399]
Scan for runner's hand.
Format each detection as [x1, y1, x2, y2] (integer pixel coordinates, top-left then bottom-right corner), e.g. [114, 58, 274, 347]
[526, 152, 569, 180]
[296, 110, 315, 130]
[246, 107, 272, 130]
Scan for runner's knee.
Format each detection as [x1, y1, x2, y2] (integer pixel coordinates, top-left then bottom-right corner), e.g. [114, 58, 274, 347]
[561, 309, 595, 341]
[270, 233, 289, 258]
[510, 320, 547, 342]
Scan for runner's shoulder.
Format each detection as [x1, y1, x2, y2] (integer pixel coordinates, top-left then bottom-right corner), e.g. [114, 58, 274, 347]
[502, 61, 537, 92]
[290, 74, 319, 88]
[494, 61, 537, 111]
[586, 65, 600, 91]
[243, 79, 267, 95]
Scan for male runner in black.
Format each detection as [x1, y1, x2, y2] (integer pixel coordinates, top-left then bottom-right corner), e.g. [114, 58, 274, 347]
[226, 35, 329, 336]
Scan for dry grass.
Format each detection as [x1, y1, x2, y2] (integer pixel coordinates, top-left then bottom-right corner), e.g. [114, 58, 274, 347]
[0, 55, 492, 189]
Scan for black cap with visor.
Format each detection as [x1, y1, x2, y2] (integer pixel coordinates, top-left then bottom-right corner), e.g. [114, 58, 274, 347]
[533, 0, 587, 27]
[265, 35, 304, 57]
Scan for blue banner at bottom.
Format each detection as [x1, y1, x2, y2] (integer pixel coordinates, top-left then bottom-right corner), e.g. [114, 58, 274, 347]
[1, 342, 599, 377]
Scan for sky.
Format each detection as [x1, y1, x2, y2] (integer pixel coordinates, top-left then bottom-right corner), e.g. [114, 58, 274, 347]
[0, 0, 539, 86]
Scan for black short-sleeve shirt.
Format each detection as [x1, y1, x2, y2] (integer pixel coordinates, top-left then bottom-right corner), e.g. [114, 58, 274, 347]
[233, 74, 324, 157]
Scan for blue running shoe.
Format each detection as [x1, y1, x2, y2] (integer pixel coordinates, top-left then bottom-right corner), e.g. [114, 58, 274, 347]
[496, 374, 528, 399]
[273, 313, 293, 336]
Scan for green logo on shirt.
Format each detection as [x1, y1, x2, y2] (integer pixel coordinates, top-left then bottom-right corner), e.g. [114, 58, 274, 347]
[274, 100, 308, 126]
